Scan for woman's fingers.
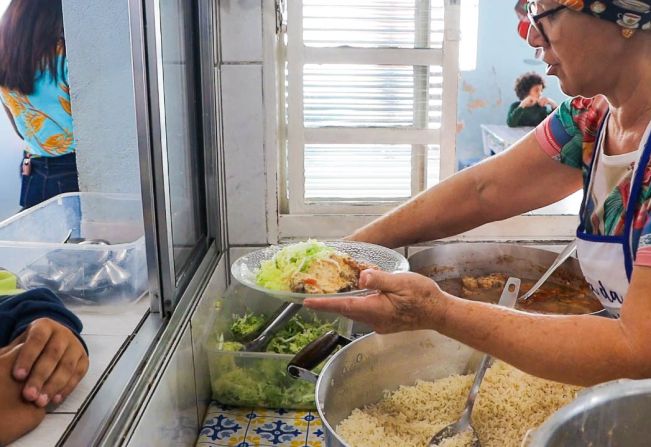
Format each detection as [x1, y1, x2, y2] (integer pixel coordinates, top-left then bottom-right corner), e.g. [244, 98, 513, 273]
[303, 295, 374, 317]
[360, 270, 428, 293]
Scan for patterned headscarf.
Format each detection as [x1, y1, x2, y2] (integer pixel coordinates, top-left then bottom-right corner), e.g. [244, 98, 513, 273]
[556, 0, 651, 38]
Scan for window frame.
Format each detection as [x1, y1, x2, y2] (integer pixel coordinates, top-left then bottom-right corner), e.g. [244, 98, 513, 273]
[265, 0, 579, 242]
[284, 0, 460, 215]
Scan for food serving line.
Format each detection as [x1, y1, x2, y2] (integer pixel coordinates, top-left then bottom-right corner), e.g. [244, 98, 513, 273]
[194, 241, 648, 447]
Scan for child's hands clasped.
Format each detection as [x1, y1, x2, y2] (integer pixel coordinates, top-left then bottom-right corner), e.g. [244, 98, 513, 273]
[4, 318, 88, 407]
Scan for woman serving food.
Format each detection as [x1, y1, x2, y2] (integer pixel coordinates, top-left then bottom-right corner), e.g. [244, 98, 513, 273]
[305, 0, 651, 387]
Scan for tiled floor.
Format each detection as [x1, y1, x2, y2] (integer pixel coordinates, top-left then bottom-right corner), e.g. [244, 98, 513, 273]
[197, 402, 326, 447]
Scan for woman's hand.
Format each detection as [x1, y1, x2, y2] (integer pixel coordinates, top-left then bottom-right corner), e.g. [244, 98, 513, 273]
[9, 318, 89, 408]
[303, 270, 446, 334]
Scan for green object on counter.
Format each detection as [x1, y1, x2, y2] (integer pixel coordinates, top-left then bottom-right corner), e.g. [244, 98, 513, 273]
[0, 270, 24, 296]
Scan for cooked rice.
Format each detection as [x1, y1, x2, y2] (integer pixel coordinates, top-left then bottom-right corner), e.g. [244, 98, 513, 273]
[435, 429, 475, 447]
[336, 361, 580, 447]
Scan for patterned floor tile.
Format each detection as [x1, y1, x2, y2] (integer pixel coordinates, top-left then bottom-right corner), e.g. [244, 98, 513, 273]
[198, 412, 249, 445]
[198, 403, 328, 447]
[254, 407, 309, 419]
[247, 417, 307, 446]
[306, 415, 325, 446]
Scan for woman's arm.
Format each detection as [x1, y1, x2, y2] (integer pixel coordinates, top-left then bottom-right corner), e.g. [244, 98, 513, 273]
[305, 267, 651, 387]
[348, 132, 582, 248]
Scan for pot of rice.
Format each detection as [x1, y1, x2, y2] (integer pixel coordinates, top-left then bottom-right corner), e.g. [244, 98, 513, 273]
[288, 330, 582, 447]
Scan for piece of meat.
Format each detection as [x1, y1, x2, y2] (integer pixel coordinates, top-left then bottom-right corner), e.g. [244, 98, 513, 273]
[461, 276, 479, 290]
[289, 252, 378, 294]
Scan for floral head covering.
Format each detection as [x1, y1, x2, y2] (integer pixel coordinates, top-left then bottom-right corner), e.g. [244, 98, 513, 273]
[557, 0, 651, 38]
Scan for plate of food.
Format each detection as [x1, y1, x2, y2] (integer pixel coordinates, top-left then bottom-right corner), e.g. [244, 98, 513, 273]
[231, 239, 409, 303]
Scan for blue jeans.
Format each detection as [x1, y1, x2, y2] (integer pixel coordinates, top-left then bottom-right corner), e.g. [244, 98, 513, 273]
[20, 152, 79, 209]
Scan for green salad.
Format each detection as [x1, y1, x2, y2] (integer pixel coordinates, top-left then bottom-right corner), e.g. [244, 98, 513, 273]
[210, 311, 337, 409]
[255, 239, 336, 291]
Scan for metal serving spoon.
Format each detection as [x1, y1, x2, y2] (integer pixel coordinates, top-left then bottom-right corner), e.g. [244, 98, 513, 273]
[429, 277, 521, 447]
[519, 239, 577, 302]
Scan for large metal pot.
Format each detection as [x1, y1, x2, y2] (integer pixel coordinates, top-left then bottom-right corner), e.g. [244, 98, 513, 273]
[527, 378, 651, 446]
[409, 242, 606, 315]
[409, 242, 582, 286]
[288, 330, 478, 447]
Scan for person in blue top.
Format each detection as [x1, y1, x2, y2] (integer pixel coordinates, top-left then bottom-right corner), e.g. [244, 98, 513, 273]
[0, 285, 88, 444]
[0, 0, 78, 210]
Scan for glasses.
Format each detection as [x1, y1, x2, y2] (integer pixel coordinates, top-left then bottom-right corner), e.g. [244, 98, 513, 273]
[527, 2, 566, 45]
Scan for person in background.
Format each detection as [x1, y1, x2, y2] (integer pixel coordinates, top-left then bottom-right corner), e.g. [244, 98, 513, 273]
[506, 72, 557, 127]
[0, 285, 88, 445]
[0, 0, 78, 210]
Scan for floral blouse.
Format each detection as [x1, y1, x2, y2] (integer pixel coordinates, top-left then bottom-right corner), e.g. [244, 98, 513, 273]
[0, 54, 75, 157]
[534, 95, 651, 267]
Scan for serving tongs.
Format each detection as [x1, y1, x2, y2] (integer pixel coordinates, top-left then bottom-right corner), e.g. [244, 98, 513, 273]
[244, 302, 302, 352]
[429, 277, 521, 447]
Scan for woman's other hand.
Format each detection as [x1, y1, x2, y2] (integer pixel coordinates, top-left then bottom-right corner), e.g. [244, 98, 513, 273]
[303, 270, 446, 334]
[0, 344, 46, 445]
[10, 318, 89, 408]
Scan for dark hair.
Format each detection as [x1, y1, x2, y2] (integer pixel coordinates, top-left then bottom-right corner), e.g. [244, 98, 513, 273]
[514, 72, 545, 100]
[0, 0, 65, 95]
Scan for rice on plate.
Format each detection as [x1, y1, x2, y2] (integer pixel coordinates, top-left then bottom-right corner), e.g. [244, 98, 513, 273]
[337, 361, 580, 447]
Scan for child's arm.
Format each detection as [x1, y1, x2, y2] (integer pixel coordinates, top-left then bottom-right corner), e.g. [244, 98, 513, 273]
[0, 344, 46, 446]
[1, 289, 89, 408]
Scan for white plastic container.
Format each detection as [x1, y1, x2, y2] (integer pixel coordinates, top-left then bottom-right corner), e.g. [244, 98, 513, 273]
[0, 192, 147, 306]
[204, 284, 353, 409]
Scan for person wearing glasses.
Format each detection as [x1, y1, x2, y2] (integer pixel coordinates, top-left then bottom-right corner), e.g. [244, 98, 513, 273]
[305, 0, 651, 387]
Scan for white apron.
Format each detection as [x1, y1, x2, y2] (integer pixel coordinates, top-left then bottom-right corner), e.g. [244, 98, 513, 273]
[576, 115, 651, 317]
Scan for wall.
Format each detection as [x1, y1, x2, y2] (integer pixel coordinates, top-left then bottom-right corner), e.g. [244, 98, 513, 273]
[0, 114, 23, 220]
[218, 0, 268, 245]
[61, 0, 141, 196]
[455, 1, 566, 163]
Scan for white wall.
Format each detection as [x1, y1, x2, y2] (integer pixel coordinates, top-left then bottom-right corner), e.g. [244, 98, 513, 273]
[61, 0, 141, 196]
[0, 113, 23, 220]
[219, 0, 268, 245]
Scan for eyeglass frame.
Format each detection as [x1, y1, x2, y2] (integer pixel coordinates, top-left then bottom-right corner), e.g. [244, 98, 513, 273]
[527, 3, 567, 45]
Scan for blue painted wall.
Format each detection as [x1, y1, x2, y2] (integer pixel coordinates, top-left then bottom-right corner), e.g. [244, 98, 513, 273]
[455, 0, 567, 163]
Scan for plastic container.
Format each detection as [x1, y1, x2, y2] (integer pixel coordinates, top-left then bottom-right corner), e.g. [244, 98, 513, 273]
[204, 283, 352, 410]
[0, 192, 147, 307]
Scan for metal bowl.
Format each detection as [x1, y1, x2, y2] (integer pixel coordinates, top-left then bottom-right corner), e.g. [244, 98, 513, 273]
[528, 378, 651, 446]
[231, 240, 409, 304]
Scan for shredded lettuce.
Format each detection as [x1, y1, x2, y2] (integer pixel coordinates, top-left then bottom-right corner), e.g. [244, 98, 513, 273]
[255, 239, 336, 291]
[209, 312, 337, 409]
